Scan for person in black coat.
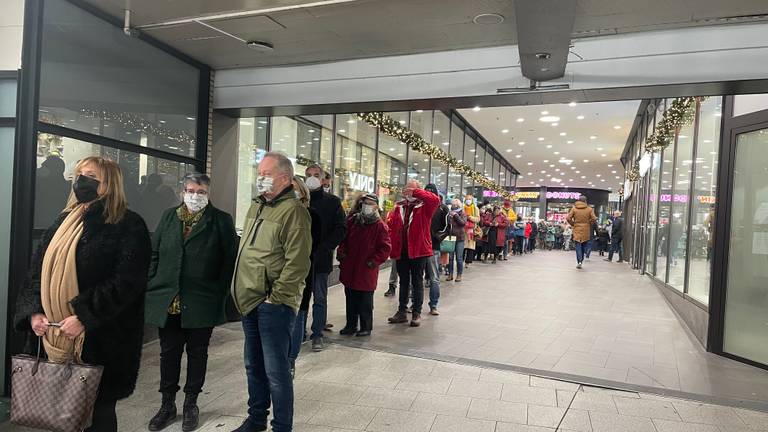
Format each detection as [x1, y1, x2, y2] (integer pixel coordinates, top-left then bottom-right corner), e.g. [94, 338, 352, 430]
[304, 164, 346, 352]
[15, 157, 151, 432]
[606, 211, 624, 262]
[424, 184, 449, 312]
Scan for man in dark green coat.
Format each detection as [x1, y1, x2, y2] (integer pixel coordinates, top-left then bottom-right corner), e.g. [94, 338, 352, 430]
[145, 173, 238, 432]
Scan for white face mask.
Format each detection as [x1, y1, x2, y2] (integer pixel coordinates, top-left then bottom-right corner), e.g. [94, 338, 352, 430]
[362, 204, 377, 216]
[305, 176, 322, 191]
[323, 185, 331, 193]
[184, 192, 208, 213]
[256, 176, 274, 195]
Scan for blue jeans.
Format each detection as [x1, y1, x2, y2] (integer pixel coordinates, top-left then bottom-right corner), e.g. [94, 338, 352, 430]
[288, 309, 307, 362]
[608, 237, 623, 261]
[575, 241, 587, 264]
[388, 262, 398, 286]
[584, 239, 593, 258]
[448, 240, 465, 277]
[426, 250, 440, 309]
[310, 273, 329, 340]
[242, 302, 296, 432]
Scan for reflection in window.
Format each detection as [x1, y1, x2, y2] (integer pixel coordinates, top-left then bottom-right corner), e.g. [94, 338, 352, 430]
[431, 112, 450, 193]
[34, 134, 193, 233]
[236, 117, 268, 230]
[667, 119, 695, 291]
[377, 112, 408, 217]
[687, 97, 721, 304]
[463, 134, 476, 195]
[335, 114, 377, 213]
[408, 111, 432, 187]
[645, 151, 660, 275]
[656, 145, 674, 283]
[447, 119, 464, 199]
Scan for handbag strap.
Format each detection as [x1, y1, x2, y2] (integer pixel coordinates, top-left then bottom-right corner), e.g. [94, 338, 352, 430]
[32, 337, 42, 376]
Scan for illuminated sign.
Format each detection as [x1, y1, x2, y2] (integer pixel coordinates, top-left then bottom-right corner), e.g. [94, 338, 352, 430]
[650, 194, 716, 204]
[513, 191, 540, 199]
[546, 191, 582, 200]
[348, 172, 375, 193]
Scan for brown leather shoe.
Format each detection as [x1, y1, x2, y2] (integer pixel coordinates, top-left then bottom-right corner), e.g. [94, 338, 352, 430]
[410, 313, 421, 327]
[388, 311, 408, 324]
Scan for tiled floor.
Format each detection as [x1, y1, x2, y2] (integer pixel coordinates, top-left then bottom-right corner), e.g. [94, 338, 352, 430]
[322, 250, 768, 407]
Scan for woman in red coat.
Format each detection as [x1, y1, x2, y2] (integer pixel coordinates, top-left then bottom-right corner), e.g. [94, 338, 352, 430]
[337, 193, 392, 336]
[492, 207, 509, 262]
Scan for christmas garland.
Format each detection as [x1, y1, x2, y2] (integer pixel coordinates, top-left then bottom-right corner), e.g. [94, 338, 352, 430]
[80, 108, 197, 148]
[645, 97, 700, 153]
[626, 161, 640, 182]
[358, 112, 515, 200]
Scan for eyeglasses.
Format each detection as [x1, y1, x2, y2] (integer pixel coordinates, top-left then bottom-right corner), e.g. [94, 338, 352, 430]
[184, 189, 208, 196]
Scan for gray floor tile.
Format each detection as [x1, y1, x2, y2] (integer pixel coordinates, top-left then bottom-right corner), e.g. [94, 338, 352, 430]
[366, 408, 436, 432]
[429, 414, 496, 432]
[671, 401, 747, 428]
[347, 370, 405, 389]
[355, 387, 419, 410]
[306, 402, 378, 430]
[560, 409, 593, 432]
[294, 399, 325, 424]
[197, 415, 247, 432]
[734, 407, 768, 431]
[613, 396, 681, 420]
[479, 369, 530, 386]
[529, 376, 581, 391]
[495, 424, 555, 432]
[501, 384, 558, 406]
[466, 398, 527, 424]
[652, 419, 720, 432]
[448, 378, 503, 400]
[302, 382, 366, 405]
[527, 405, 567, 429]
[410, 392, 472, 416]
[430, 363, 483, 380]
[396, 374, 452, 394]
[569, 392, 618, 414]
[588, 411, 657, 432]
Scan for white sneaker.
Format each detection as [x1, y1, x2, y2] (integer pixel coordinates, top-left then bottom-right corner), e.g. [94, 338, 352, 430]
[576, 262, 582, 269]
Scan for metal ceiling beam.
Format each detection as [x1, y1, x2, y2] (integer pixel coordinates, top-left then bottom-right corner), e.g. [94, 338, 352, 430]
[514, 0, 576, 82]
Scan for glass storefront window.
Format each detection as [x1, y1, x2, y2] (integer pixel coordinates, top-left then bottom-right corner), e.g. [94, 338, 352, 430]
[34, 134, 194, 232]
[723, 126, 768, 365]
[409, 111, 432, 186]
[656, 146, 674, 283]
[431, 112, 450, 192]
[644, 151, 660, 275]
[377, 112, 408, 217]
[463, 133, 476, 195]
[447, 119, 464, 199]
[236, 117, 268, 230]
[39, 0, 200, 158]
[667, 120, 695, 291]
[688, 98, 721, 304]
[298, 115, 335, 170]
[335, 113, 377, 213]
[475, 144, 486, 197]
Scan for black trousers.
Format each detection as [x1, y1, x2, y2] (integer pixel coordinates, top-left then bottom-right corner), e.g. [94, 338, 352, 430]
[464, 247, 474, 264]
[397, 257, 427, 314]
[86, 398, 117, 432]
[345, 287, 374, 331]
[159, 314, 214, 396]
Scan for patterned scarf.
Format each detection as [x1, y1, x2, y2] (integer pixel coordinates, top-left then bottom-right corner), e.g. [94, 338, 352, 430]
[176, 204, 207, 239]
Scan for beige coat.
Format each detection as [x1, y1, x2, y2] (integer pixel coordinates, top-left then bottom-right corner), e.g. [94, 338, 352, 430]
[566, 201, 597, 243]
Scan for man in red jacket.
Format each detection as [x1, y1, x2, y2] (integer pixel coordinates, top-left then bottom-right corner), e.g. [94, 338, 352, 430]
[386, 180, 440, 327]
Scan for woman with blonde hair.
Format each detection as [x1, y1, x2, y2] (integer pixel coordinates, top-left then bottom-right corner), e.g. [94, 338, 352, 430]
[15, 156, 152, 431]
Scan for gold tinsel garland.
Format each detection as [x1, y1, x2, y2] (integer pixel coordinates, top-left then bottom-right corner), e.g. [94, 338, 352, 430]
[80, 108, 197, 147]
[645, 97, 701, 153]
[357, 112, 515, 200]
[626, 161, 641, 182]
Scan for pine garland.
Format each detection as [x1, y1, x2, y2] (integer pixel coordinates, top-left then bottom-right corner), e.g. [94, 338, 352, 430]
[358, 112, 515, 200]
[645, 97, 700, 153]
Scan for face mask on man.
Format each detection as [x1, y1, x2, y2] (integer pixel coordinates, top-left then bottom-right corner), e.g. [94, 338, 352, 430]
[73, 175, 100, 203]
[184, 192, 208, 213]
[305, 176, 322, 191]
[255, 176, 274, 195]
[362, 204, 377, 216]
[465, 199, 472, 206]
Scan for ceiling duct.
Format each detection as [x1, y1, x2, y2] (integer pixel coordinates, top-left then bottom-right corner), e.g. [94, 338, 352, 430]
[513, 0, 576, 82]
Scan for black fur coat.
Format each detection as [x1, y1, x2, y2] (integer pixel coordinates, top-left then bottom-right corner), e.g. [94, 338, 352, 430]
[14, 200, 151, 401]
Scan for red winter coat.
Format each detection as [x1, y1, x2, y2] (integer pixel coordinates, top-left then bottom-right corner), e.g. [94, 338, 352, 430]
[494, 214, 509, 247]
[524, 222, 532, 239]
[338, 217, 392, 291]
[387, 189, 440, 260]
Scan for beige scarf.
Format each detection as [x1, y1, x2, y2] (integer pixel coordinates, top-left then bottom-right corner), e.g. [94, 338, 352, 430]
[40, 205, 86, 363]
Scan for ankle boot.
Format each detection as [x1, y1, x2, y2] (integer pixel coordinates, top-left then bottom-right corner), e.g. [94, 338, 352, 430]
[182, 393, 200, 431]
[148, 393, 177, 431]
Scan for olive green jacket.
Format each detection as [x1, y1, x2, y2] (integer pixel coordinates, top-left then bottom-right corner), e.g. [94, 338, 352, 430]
[232, 186, 312, 314]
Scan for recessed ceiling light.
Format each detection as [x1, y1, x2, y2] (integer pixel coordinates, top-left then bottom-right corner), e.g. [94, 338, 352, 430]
[527, 162, 533, 165]
[613, 125, 622, 130]
[540, 116, 560, 123]
[576, 170, 581, 173]
[569, 102, 578, 107]
[516, 118, 524, 122]
[549, 164, 555, 168]
[347, 119, 356, 124]
[554, 151, 560, 155]
[473, 106, 481, 112]
[433, 130, 440, 134]
[560, 132, 566, 136]
[611, 170, 617, 174]
[443, 141, 449, 146]
[551, 123, 559, 127]
[543, 159, 549, 163]
[519, 142, 525, 146]
[567, 140, 574, 144]
[577, 115, 585, 120]
[339, 129, 346, 133]
[540, 170, 546, 174]
[596, 174, 602, 177]
[583, 159, 589, 163]
[399, 120, 406, 124]
[590, 135, 597, 140]
[541, 110, 549, 115]
[570, 166, 576, 169]
[596, 147, 603, 151]
[538, 137, 545, 141]
[546, 145, 553, 149]
[416, 109, 423, 113]
[506, 149, 513, 152]
[516, 155, 522, 158]
[502, 129, 509, 133]
[607, 164, 613, 167]
[581, 175, 586, 179]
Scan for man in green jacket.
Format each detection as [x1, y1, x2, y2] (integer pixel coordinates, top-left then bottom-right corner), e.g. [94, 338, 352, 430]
[232, 152, 312, 432]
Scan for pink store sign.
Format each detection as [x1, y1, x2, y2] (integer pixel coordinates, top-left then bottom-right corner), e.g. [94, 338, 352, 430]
[545, 191, 582, 200]
[650, 194, 689, 203]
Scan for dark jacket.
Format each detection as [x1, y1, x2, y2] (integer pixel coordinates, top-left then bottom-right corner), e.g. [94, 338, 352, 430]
[338, 216, 392, 291]
[309, 189, 347, 274]
[387, 189, 440, 260]
[299, 207, 323, 312]
[430, 202, 450, 251]
[145, 204, 238, 329]
[611, 217, 624, 239]
[15, 201, 151, 401]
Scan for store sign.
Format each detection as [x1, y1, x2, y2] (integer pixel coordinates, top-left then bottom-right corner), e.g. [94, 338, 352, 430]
[697, 195, 716, 204]
[511, 191, 540, 199]
[348, 172, 375, 193]
[545, 191, 582, 200]
[650, 194, 716, 204]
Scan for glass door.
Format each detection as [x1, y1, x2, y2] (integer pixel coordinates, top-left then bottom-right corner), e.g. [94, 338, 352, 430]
[723, 126, 768, 365]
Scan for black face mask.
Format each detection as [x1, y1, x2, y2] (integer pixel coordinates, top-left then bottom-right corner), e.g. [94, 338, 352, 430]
[73, 175, 100, 203]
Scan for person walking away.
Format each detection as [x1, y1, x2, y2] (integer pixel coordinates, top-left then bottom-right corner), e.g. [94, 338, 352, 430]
[145, 173, 237, 431]
[563, 225, 573, 251]
[338, 194, 391, 336]
[386, 180, 439, 327]
[463, 195, 480, 267]
[231, 152, 312, 432]
[597, 223, 609, 256]
[288, 176, 322, 376]
[584, 221, 598, 260]
[15, 157, 151, 432]
[605, 210, 624, 262]
[566, 196, 598, 269]
[528, 218, 538, 253]
[513, 219, 525, 256]
[303, 164, 346, 352]
[424, 184, 449, 314]
[447, 199, 467, 282]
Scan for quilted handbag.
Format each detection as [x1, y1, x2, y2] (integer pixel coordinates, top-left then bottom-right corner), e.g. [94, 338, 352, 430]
[440, 235, 457, 253]
[11, 338, 104, 432]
